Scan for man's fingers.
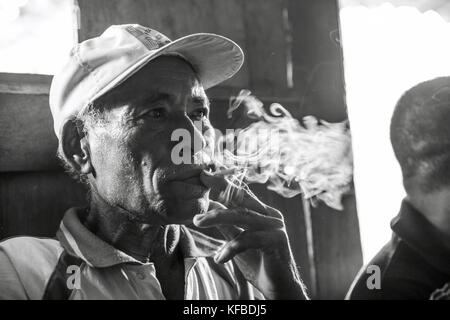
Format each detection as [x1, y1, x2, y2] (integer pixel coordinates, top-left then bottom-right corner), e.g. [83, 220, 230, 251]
[238, 190, 272, 216]
[201, 170, 281, 218]
[193, 208, 284, 230]
[200, 170, 228, 200]
[214, 230, 283, 263]
[208, 199, 227, 210]
[200, 170, 229, 190]
[205, 201, 243, 240]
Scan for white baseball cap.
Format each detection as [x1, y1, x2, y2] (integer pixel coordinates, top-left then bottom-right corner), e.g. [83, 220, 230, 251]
[49, 24, 244, 139]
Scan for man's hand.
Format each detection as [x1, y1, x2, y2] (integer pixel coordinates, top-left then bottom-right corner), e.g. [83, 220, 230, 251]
[194, 171, 309, 300]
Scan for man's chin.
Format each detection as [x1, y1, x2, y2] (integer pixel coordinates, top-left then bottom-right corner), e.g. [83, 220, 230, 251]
[161, 197, 209, 225]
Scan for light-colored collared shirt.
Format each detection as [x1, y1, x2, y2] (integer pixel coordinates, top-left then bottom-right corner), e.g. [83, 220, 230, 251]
[0, 207, 264, 300]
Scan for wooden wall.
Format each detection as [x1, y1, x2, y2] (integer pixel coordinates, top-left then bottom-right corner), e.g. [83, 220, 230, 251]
[0, 0, 362, 299]
[0, 73, 88, 239]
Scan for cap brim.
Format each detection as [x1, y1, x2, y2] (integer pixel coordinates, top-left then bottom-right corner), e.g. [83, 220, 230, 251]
[90, 33, 244, 104]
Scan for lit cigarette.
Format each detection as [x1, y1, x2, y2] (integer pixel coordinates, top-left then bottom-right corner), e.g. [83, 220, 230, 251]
[213, 167, 242, 177]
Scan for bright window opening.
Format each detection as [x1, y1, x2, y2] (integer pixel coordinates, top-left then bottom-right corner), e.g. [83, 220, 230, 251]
[0, 0, 78, 75]
[339, 2, 450, 262]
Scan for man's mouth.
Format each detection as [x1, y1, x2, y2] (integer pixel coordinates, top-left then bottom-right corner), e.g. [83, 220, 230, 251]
[181, 175, 203, 186]
[172, 167, 208, 187]
[168, 167, 210, 199]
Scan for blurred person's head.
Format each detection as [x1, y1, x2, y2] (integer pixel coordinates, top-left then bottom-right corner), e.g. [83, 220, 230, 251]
[390, 76, 450, 226]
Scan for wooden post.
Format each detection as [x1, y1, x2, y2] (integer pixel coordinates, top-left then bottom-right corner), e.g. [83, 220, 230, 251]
[288, 0, 363, 299]
[302, 195, 317, 298]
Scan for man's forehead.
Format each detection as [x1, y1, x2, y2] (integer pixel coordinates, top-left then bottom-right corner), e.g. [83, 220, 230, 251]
[135, 74, 207, 99]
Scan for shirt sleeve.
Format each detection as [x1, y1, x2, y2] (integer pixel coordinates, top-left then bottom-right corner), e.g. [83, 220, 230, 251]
[0, 248, 28, 299]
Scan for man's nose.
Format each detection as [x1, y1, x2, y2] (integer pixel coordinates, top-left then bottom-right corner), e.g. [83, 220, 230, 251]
[171, 114, 206, 158]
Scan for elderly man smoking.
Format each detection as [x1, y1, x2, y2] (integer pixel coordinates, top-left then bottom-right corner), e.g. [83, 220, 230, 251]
[0, 25, 307, 300]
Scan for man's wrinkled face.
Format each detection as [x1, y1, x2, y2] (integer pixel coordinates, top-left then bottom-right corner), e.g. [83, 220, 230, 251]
[86, 56, 214, 225]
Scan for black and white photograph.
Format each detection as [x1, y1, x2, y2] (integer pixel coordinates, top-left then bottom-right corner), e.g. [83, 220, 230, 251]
[0, 0, 449, 307]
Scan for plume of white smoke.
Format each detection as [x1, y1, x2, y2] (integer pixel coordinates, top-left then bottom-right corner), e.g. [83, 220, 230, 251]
[212, 90, 353, 211]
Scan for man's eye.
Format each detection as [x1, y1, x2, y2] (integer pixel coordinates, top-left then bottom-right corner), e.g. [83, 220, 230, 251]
[147, 108, 166, 119]
[190, 108, 208, 120]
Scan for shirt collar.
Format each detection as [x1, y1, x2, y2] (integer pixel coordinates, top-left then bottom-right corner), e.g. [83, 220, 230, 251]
[391, 199, 450, 275]
[56, 207, 225, 268]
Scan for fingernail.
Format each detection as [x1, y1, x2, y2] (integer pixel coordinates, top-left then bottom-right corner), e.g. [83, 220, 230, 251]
[193, 214, 206, 224]
[202, 169, 214, 176]
[214, 251, 223, 263]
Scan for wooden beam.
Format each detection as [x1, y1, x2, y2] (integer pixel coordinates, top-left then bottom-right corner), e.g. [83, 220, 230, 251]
[288, 0, 363, 299]
[0, 73, 51, 95]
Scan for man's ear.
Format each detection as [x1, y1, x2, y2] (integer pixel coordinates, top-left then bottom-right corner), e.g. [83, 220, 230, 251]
[60, 120, 94, 176]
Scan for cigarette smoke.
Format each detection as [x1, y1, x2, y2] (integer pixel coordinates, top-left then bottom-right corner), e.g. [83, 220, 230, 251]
[211, 90, 353, 211]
